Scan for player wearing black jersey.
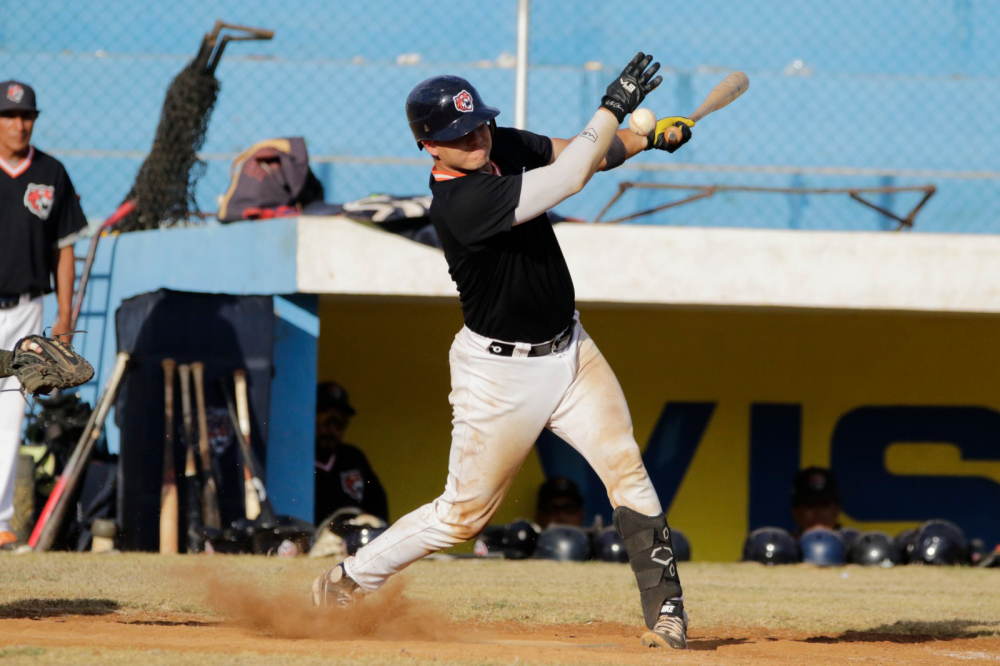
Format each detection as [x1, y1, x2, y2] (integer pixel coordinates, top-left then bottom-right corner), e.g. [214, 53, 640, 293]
[313, 54, 695, 649]
[0, 80, 87, 548]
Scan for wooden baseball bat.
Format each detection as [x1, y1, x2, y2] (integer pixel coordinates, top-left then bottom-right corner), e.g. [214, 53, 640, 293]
[220, 375, 277, 526]
[29, 352, 130, 552]
[160, 358, 179, 554]
[190, 362, 221, 529]
[232, 369, 261, 521]
[667, 71, 749, 141]
[178, 364, 203, 553]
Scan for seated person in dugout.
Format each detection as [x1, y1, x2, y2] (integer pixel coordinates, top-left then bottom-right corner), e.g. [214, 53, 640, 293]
[535, 476, 585, 529]
[791, 466, 842, 536]
[314, 381, 388, 525]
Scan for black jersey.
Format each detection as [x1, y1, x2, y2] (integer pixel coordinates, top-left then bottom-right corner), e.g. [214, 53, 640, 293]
[429, 127, 575, 344]
[0, 147, 87, 294]
[314, 443, 389, 524]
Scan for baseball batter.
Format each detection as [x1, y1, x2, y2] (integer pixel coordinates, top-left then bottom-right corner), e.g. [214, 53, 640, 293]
[313, 53, 695, 649]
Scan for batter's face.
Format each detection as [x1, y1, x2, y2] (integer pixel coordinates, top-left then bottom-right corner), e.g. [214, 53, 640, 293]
[0, 110, 37, 161]
[423, 122, 493, 174]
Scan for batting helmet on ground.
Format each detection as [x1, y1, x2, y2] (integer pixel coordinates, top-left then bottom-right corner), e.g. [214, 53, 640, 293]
[911, 519, 968, 565]
[672, 528, 692, 562]
[406, 75, 500, 149]
[474, 519, 540, 559]
[593, 526, 628, 563]
[800, 527, 846, 566]
[742, 527, 799, 565]
[895, 528, 917, 563]
[839, 527, 861, 549]
[849, 531, 901, 567]
[535, 524, 591, 562]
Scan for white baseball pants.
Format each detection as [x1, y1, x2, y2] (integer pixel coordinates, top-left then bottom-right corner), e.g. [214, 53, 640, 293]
[344, 315, 661, 591]
[0, 296, 43, 531]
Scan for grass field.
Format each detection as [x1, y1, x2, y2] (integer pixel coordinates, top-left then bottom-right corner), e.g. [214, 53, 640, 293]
[1, 554, 999, 664]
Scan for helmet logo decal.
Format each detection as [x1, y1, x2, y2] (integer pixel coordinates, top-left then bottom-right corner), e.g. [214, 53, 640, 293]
[453, 90, 474, 113]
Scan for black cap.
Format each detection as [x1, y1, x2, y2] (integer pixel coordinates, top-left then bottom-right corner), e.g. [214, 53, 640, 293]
[0, 81, 38, 113]
[792, 467, 840, 507]
[537, 476, 584, 511]
[316, 381, 355, 416]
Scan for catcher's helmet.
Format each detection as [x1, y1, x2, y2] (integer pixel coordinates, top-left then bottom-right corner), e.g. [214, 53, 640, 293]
[535, 524, 591, 562]
[593, 526, 628, 563]
[474, 519, 540, 559]
[849, 531, 901, 567]
[911, 519, 968, 565]
[800, 527, 846, 566]
[406, 75, 500, 149]
[742, 527, 799, 565]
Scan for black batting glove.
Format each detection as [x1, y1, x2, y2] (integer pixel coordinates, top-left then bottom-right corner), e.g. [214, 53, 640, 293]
[601, 52, 663, 124]
[646, 117, 694, 153]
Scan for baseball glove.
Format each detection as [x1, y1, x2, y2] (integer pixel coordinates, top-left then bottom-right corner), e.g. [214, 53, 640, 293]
[10, 335, 94, 396]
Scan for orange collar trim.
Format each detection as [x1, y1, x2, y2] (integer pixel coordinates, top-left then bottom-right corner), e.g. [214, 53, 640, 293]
[432, 160, 501, 181]
[0, 147, 34, 178]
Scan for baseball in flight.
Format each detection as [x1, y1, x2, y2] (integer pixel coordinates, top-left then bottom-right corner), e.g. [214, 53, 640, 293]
[629, 108, 656, 136]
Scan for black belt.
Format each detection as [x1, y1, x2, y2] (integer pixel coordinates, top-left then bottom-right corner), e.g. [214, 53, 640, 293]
[486, 326, 573, 358]
[0, 289, 45, 310]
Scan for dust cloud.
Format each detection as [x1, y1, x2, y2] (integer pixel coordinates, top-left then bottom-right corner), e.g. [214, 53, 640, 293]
[199, 570, 463, 642]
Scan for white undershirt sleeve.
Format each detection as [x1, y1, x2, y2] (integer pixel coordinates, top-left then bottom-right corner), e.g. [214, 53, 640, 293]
[514, 109, 619, 224]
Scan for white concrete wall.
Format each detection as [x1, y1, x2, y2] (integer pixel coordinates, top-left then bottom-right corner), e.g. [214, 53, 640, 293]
[296, 217, 1000, 314]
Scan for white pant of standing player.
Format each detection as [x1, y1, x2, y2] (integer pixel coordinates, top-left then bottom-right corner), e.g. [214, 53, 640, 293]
[0, 296, 44, 532]
[344, 314, 661, 591]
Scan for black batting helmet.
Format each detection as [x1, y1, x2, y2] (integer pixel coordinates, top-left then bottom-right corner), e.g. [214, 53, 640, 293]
[535, 524, 591, 562]
[742, 527, 799, 565]
[849, 531, 901, 567]
[406, 75, 499, 150]
[593, 526, 629, 563]
[474, 519, 540, 560]
[911, 519, 968, 565]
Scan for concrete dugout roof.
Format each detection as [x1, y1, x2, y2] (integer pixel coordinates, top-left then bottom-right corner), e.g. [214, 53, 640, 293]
[294, 217, 1000, 314]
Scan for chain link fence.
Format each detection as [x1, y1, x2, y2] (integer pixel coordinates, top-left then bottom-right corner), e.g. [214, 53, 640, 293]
[4, 0, 998, 233]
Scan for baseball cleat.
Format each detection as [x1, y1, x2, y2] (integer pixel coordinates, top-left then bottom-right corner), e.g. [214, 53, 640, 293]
[311, 563, 361, 608]
[641, 600, 688, 649]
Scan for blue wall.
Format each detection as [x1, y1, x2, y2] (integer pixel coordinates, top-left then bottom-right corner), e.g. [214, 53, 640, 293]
[3, 0, 998, 231]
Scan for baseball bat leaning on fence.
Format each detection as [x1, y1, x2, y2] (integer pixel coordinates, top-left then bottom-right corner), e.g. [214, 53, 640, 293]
[190, 362, 221, 529]
[160, 358, 179, 554]
[666, 71, 749, 142]
[178, 364, 203, 553]
[28, 352, 130, 552]
[68, 200, 136, 333]
[232, 369, 261, 521]
[220, 374, 277, 527]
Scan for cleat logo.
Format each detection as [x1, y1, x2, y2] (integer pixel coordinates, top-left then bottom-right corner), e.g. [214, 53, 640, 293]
[453, 90, 474, 113]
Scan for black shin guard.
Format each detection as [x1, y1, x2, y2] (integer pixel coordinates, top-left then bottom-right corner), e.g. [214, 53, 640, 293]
[613, 506, 683, 629]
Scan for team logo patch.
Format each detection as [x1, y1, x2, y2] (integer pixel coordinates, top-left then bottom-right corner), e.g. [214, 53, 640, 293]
[341, 469, 365, 502]
[24, 183, 54, 220]
[453, 90, 474, 113]
[6, 84, 24, 103]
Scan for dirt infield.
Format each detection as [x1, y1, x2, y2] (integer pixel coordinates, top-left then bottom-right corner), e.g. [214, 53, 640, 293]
[4, 611, 999, 664]
[1, 555, 999, 664]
